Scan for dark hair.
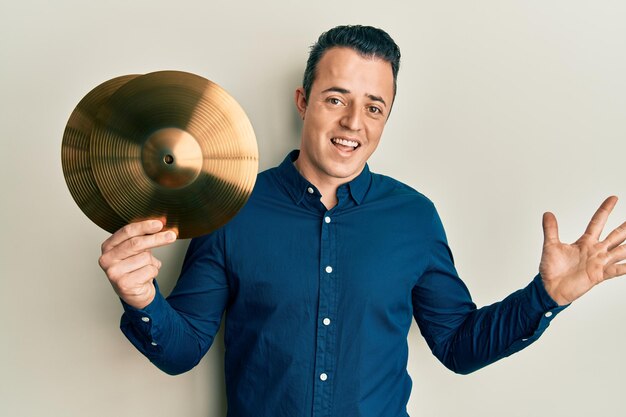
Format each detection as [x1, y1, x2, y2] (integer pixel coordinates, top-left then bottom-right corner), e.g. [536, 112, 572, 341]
[302, 25, 401, 102]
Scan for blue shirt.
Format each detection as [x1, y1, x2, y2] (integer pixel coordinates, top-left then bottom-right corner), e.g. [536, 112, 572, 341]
[121, 150, 566, 417]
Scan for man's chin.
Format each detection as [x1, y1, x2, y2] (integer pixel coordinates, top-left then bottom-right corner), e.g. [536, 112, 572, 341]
[326, 163, 364, 181]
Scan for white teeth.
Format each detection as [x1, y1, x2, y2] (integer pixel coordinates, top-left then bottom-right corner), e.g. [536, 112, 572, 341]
[332, 137, 359, 148]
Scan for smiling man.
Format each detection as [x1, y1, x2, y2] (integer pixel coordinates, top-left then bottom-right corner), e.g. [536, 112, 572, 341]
[99, 25, 626, 417]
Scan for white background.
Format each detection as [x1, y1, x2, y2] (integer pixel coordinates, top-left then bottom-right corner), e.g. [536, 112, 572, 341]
[1, 1, 625, 416]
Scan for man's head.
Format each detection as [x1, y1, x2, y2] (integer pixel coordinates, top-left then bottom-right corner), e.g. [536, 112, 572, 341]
[293, 26, 400, 193]
[302, 25, 401, 103]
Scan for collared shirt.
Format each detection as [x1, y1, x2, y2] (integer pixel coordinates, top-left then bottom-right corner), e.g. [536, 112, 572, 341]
[121, 150, 566, 417]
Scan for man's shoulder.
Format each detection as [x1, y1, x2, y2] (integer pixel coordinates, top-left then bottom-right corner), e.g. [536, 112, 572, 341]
[257, 164, 279, 181]
[368, 171, 434, 209]
[251, 165, 282, 194]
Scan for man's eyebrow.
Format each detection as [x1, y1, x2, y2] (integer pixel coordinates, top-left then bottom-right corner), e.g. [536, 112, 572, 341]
[367, 94, 387, 107]
[321, 87, 387, 107]
[321, 86, 350, 95]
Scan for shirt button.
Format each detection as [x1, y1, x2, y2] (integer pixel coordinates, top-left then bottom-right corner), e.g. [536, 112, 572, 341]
[320, 373, 328, 381]
[324, 216, 331, 223]
[544, 311, 553, 318]
[323, 318, 331, 326]
[522, 338, 528, 342]
[307, 187, 314, 194]
[141, 317, 150, 323]
[151, 341, 158, 346]
[325, 266, 333, 273]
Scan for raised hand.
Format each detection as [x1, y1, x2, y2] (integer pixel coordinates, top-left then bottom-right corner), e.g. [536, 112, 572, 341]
[99, 220, 177, 309]
[539, 196, 626, 306]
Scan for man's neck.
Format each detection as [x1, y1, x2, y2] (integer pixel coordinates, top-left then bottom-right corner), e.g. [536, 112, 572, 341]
[293, 159, 355, 210]
[318, 185, 339, 210]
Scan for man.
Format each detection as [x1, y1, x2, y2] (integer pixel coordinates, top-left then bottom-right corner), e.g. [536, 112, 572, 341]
[99, 25, 626, 417]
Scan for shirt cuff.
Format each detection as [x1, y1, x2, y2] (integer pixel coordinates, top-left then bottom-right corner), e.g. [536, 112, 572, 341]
[120, 280, 168, 354]
[520, 274, 569, 342]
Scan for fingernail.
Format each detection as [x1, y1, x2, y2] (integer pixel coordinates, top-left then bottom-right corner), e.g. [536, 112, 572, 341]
[150, 220, 162, 228]
[165, 231, 176, 241]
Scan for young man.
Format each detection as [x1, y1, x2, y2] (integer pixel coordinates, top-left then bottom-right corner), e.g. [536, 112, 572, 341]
[99, 25, 626, 417]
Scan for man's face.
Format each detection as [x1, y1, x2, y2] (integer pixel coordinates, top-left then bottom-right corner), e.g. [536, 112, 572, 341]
[295, 47, 394, 185]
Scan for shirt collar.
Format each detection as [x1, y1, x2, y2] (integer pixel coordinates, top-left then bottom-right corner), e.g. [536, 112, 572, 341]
[276, 150, 372, 206]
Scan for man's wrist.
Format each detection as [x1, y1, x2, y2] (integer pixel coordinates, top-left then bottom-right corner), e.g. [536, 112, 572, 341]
[119, 281, 157, 310]
[540, 276, 571, 307]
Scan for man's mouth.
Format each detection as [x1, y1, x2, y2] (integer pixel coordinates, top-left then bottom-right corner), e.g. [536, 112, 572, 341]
[331, 137, 360, 151]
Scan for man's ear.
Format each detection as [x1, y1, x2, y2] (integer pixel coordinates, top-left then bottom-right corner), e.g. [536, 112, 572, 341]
[294, 87, 307, 120]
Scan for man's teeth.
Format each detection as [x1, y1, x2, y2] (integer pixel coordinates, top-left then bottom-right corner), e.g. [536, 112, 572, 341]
[332, 138, 359, 148]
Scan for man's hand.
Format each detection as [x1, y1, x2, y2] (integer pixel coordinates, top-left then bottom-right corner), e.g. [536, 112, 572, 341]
[99, 220, 177, 309]
[540, 196, 626, 306]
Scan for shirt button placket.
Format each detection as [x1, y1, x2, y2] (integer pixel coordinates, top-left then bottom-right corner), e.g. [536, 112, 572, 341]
[313, 211, 336, 416]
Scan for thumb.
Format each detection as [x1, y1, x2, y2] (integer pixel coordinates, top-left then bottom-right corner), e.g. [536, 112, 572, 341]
[542, 211, 560, 245]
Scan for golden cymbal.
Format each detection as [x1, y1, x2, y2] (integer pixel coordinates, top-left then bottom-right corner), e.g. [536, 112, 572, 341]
[62, 74, 141, 233]
[62, 70, 258, 239]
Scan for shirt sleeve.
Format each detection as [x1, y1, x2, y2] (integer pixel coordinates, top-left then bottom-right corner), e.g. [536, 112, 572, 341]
[411, 205, 568, 375]
[120, 228, 230, 375]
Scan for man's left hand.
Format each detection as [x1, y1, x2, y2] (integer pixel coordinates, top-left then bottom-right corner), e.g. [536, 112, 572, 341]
[540, 196, 626, 306]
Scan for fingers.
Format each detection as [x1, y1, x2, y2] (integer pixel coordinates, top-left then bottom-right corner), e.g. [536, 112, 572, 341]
[101, 220, 165, 253]
[106, 251, 162, 281]
[582, 196, 618, 241]
[602, 220, 626, 251]
[98, 220, 175, 309]
[607, 244, 626, 265]
[100, 220, 176, 266]
[542, 211, 560, 245]
[108, 230, 176, 262]
[115, 264, 160, 292]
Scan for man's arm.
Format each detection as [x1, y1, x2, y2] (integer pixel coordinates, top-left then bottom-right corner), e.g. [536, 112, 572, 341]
[99, 220, 229, 375]
[412, 196, 624, 374]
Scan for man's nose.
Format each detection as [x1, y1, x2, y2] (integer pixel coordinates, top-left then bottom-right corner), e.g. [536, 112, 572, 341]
[340, 105, 362, 131]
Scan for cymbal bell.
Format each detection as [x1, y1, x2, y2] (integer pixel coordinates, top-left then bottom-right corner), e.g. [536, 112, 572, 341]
[62, 70, 258, 239]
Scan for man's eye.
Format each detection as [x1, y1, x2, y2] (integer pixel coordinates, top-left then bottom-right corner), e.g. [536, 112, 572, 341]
[368, 106, 382, 114]
[328, 98, 342, 105]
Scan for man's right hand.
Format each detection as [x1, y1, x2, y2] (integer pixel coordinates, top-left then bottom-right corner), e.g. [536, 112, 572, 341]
[99, 220, 177, 309]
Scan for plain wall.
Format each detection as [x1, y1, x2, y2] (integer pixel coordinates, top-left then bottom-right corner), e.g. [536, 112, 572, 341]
[1, 1, 625, 416]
